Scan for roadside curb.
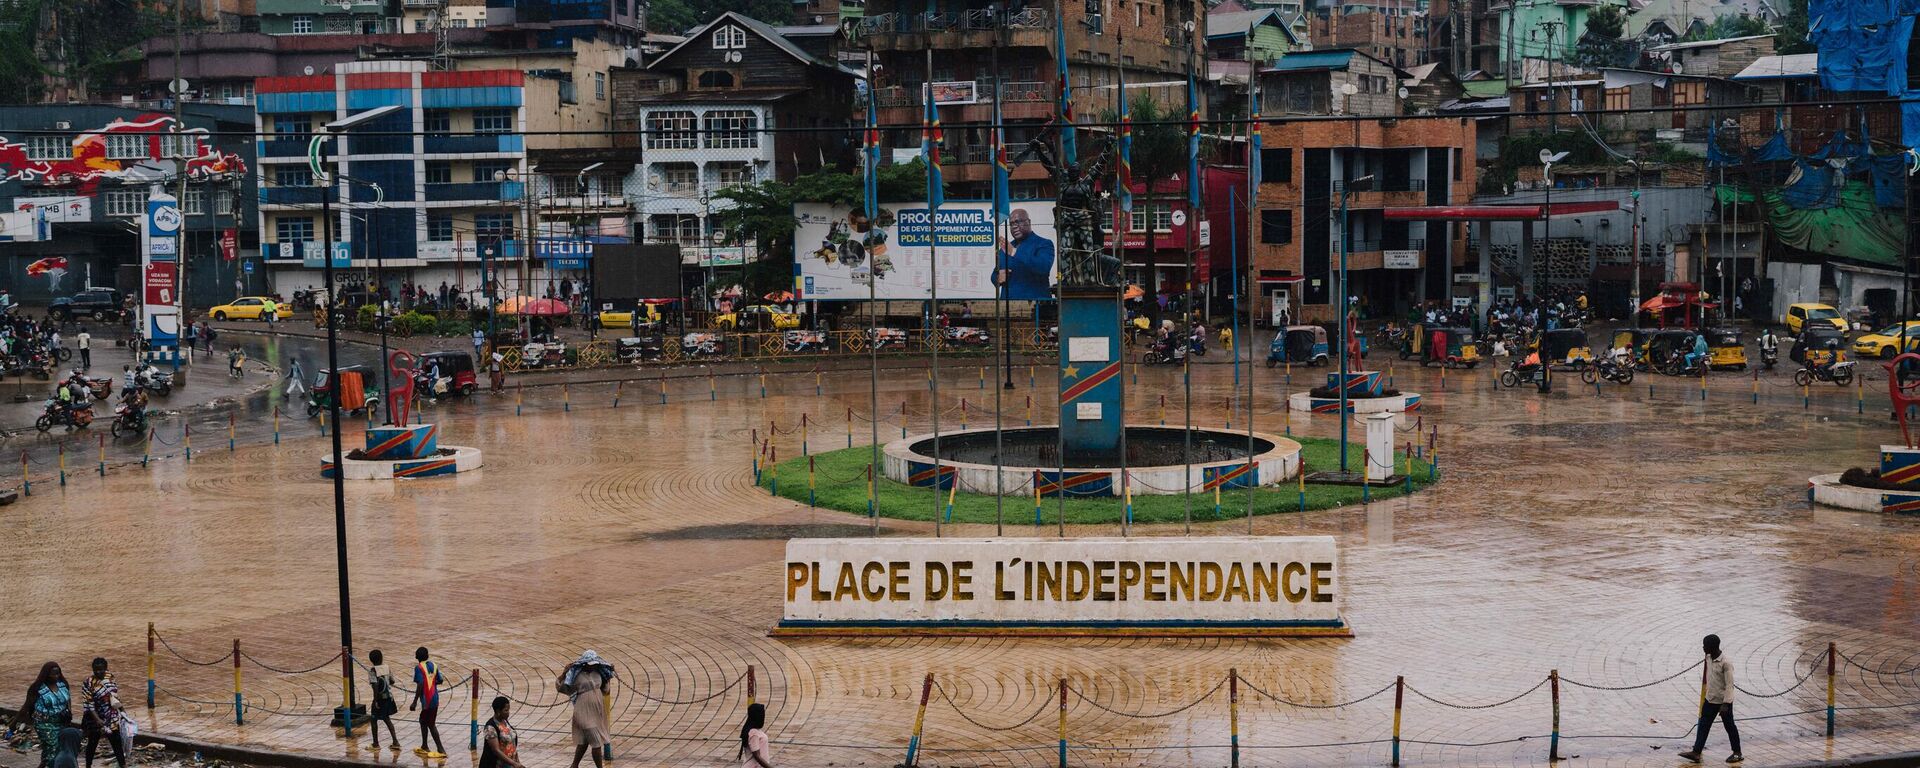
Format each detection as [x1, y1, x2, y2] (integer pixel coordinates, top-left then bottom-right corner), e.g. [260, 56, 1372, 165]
[0, 707, 389, 768]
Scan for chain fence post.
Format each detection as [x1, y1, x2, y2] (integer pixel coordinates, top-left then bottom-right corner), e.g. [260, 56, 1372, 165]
[1826, 642, 1836, 736]
[97, 434, 106, 477]
[1228, 668, 1240, 768]
[747, 665, 756, 706]
[233, 639, 243, 724]
[340, 646, 355, 738]
[146, 622, 156, 708]
[470, 668, 481, 752]
[1391, 675, 1404, 767]
[1549, 669, 1559, 761]
[1057, 678, 1069, 768]
[903, 673, 932, 768]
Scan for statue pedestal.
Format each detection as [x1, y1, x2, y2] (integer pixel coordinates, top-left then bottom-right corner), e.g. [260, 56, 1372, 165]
[1057, 288, 1123, 462]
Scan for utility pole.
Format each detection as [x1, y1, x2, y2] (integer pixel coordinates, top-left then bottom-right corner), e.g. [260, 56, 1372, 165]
[1629, 157, 1643, 328]
[172, 0, 188, 353]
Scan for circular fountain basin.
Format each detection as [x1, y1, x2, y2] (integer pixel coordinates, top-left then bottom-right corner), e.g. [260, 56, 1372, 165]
[882, 427, 1299, 497]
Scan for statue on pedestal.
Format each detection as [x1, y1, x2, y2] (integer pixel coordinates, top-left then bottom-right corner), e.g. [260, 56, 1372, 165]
[1025, 134, 1121, 290]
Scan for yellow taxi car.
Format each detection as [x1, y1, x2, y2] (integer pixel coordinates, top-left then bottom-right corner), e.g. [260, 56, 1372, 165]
[715, 305, 800, 330]
[1784, 302, 1847, 335]
[597, 304, 662, 330]
[1851, 321, 1920, 358]
[208, 296, 293, 321]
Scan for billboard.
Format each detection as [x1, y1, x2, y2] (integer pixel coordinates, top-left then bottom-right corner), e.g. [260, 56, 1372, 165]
[591, 243, 681, 301]
[795, 201, 1058, 301]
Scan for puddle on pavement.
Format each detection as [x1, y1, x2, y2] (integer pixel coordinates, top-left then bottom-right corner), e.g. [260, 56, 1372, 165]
[642, 522, 897, 540]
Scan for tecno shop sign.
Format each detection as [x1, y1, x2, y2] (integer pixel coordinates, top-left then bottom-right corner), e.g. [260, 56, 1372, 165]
[774, 537, 1349, 637]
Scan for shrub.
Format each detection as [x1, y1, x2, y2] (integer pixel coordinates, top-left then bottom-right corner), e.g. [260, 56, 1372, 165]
[397, 311, 438, 336]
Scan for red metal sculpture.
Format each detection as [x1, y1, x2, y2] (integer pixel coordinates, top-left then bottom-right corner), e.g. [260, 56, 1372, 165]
[388, 350, 416, 426]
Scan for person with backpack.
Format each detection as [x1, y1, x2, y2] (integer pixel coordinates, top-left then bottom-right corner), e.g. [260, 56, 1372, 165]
[365, 649, 400, 752]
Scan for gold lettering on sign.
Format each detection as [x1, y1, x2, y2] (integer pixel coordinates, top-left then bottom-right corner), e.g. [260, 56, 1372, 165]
[811, 563, 831, 602]
[834, 562, 859, 600]
[1252, 563, 1279, 602]
[1169, 562, 1195, 601]
[952, 561, 974, 600]
[1144, 561, 1167, 601]
[1092, 560, 1115, 601]
[889, 561, 910, 601]
[1065, 561, 1091, 600]
[1310, 562, 1334, 603]
[1116, 561, 1142, 601]
[1035, 561, 1060, 601]
[995, 560, 1017, 600]
[1198, 562, 1224, 601]
[861, 562, 887, 601]
[925, 562, 950, 600]
[1223, 563, 1251, 602]
[1282, 562, 1307, 602]
[786, 563, 809, 601]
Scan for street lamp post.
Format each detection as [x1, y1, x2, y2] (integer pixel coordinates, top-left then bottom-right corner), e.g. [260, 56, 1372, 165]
[1337, 173, 1373, 473]
[577, 162, 602, 339]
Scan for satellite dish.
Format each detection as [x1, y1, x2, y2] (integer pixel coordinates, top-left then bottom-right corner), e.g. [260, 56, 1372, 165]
[1397, 86, 1409, 98]
[168, 78, 189, 95]
[303, 65, 316, 76]
[1340, 83, 1358, 95]
[1539, 149, 1568, 164]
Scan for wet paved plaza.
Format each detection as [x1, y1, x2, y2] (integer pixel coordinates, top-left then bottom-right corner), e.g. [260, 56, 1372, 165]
[3, 346, 1919, 767]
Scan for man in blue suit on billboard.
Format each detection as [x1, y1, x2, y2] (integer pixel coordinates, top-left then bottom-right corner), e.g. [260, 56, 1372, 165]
[997, 207, 1055, 300]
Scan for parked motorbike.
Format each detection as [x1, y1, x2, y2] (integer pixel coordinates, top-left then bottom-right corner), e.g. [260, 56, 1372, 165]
[1498, 360, 1549, 389]
[136, 368, 174, 397]
[1794, 359, 1857, 387]
[1141, 338, 1187, 366]
[519, 342, 568, 369]
[1760, 346, 1779, 371]
[36, 398, 93, 433]
[1579, 355, 1635, 385]
[943, 326, 992, 347]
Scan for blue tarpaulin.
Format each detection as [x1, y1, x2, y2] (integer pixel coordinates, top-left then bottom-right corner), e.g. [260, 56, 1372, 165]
[1780, 162, 1840, 210]
[1863, 153, 1910, 207]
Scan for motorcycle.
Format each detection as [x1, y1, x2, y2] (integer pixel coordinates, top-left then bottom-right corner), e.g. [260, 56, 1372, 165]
[1659, 350, 1710, 378]
[1498, 359, 1549, 389]
[74, 376, 112, 401]
[1579, 355, 1635, 385]
[36, 398, 93, 433]
[1140, 338, 1187, 366]
[943, 326, 992, 348]
[1759, 345, 1779, 371]
[1188, 334, 1208, 358]
[109, 402, 147, 438]
[1794, 359, 1856, 387]
[136, 368, 174, 397]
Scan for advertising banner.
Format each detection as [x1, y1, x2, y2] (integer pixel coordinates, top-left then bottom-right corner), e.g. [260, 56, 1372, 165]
[795, 201, 1058, 301]
[777, 536, 1346, 635]
[141, 192, 180, 350]
[11, 196, 90, 223]
[1383, 249, 1420, 269]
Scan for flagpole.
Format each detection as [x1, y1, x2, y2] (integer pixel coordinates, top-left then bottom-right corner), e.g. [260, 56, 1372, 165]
[991, 18, 1006, 535]
[1114, 18, 1131, 538]
[1181, 40, 1197, 533]
[925, 48, 944, 536]
[866, 48, 881, 536]
[1245, 81, 1260, 532]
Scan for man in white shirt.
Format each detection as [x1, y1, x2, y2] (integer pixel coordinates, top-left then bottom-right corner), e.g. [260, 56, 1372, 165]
[1679, 633, 1741, 763]
[74, 327, 91, 370]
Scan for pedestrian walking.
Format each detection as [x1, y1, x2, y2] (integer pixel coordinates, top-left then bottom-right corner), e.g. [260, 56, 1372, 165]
[228, 348, 246, 379]
[365, 649, 400, 752]
[472, 328, 486, 361]
[1678, 634, 1741, 764]
[286, 357, 307, 398]
[74, 328, 90, 371]
[489, 349, 505, 393]
[557, 651, 614, 768]
[478, 697, 524, 768]
[407, 647, 447, 759]
[263, 298, 277, 328]
[79, 659, 123, 768]
[10, 662, 70, 768]
[203, 323, 217, 353]
[48, 720, 81, 768]
[737, 703, 773, 768]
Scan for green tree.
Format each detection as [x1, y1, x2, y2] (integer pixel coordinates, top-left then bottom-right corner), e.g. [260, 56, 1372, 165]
[1571, 5, 1636, 69]
[1774, 0, 1812, 53]
[711, 161, 929, 296]
[1683, 14, 1772, 42]
[647, 0, 795, 34]
[0, 0, 168, 104]
[1098, 95, 1187, 293]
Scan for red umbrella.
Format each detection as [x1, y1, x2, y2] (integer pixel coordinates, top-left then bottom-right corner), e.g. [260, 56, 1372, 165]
[519, 298, 571, 316]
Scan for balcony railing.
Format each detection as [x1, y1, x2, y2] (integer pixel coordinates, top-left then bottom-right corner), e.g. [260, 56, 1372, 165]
[424, 134, 519, 155]
[956, 145, 990, 163]
[260, 187, 326, 205]
[1339, 240, 1381, 252]
[876, 79, 1051, 107]
[424, 181, 519, 202]
[853, 8, 1050, 36]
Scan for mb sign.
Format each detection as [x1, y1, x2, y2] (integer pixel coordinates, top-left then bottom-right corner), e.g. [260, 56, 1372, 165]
[774, 537, 1349, 637]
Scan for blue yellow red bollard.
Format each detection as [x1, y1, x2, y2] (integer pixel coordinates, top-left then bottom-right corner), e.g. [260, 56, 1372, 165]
[902, 674, 932, 768]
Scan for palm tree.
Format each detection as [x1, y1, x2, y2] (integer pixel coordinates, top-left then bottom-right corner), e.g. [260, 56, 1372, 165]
[1100, 94, 1185, 307]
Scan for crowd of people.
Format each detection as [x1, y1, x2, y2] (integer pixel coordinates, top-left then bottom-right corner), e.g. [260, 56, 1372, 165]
[8, 651, 782, 768]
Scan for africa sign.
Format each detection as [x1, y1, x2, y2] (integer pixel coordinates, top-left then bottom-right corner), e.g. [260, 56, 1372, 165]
[774, 537, 1348, 637]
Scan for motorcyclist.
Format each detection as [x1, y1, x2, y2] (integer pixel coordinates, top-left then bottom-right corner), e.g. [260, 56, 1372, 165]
[1815, 339, 1842, 374]
[1759, 327, 1779, 361]
[1684, 332, 1708, 371]
[117, 382, 148, 428]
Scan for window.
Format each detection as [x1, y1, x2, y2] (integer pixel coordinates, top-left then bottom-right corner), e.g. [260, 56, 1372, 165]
[713, 163, 754, 187]
[162, 134, 197, 159]
[595, 72, 606, 100]
[696, 70, 737, 89]
[1452, 148, 1462, 181]
[291, 15, 313, 33]
[1672, 80, 1706, 106]
[474, 212, 514, 240]
[413, 19, 427, 31]
[427, 213, 455, 242]
[659, 164, 698, 192]
[472, 108, 513, 134]
[273, 115, 311, 137]
[703, 109, 758, 149]
[1150, 206, 1172, 232]
[472, 161, 512, 182]
[712, 25, 746, 49]
[26, 136, 69, 161]
[183, 189, 205, 215]
[1604, 87, 1630, 112]
[215, 191, 235, 216]
[1260, 209, 1293, 244]
[1260, 148, 1291, 183]
[452, 18, 467, 27]
[106, 134, 146, 160]
[423, 161, 453, 184]
[274, 167, 313, 187]
[104, 190, 144, 217]
[275, 216, 315, 244]
[1525, 91, 1540, 113]
[645, 111, 697, 149]
[424, 110, 451, 136]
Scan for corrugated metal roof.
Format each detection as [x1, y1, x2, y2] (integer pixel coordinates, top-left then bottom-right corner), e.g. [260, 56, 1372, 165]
[1733, 53, 1817, 80]
[1263, 49, 1355, 72]
[1645, 33, 1773, 52]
